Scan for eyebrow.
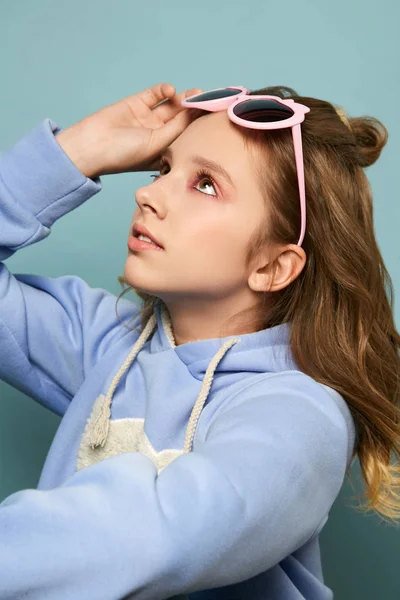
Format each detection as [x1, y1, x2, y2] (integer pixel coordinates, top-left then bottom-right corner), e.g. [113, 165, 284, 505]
[163, 147, 235, 189]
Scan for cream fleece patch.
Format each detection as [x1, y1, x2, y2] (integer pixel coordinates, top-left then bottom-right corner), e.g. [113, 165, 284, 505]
[76, 396, 185, 475]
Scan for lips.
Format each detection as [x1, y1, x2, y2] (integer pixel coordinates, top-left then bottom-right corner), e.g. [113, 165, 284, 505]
[132, 223, 164, 249]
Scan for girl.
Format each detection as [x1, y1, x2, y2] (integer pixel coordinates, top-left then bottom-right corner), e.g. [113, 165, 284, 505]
[0, 82, 398, 600]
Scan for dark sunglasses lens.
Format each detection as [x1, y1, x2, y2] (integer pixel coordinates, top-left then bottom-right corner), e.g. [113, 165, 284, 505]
[233, 99, 294, 122]
[186, 87, 243, 103]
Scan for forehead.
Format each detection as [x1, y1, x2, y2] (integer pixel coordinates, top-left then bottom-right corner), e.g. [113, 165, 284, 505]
[170, 111, 257, 178]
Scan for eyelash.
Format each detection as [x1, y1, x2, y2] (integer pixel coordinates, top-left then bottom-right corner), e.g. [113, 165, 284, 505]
[150, 159, 218, 197]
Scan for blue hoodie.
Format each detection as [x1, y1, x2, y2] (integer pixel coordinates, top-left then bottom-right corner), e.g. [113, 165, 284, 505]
[0, 118, 357, 600]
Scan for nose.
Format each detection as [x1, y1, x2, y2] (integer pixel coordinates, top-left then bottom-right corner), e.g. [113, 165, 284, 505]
[135, 181, 164, 217]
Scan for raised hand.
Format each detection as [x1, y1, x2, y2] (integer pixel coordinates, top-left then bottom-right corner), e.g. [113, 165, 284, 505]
[56, 83, 202, 178]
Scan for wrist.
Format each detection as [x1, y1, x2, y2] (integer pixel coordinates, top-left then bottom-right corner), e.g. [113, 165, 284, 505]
[55, 122, 101, 179]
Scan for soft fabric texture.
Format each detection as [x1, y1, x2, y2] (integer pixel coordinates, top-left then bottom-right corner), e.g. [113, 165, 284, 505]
[0, 118, 357, 600]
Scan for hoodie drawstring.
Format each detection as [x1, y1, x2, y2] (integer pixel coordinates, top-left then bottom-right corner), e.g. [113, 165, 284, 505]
[89, 302, 240, 452]
[89, 311, 158, 449]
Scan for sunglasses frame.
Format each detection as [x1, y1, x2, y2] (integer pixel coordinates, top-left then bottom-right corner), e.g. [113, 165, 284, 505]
[182, 86, 310, 247]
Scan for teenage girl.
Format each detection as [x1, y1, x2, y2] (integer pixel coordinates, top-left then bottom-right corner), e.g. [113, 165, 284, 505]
[0, 82, 399, 600]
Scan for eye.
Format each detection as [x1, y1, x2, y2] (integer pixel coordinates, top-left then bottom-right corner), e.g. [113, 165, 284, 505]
[195, 170, 217, 196]
[150, 161, 218, 198]
[150, 161, 170, 181]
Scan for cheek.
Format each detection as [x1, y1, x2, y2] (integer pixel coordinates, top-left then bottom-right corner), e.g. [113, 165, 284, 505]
[188, 220, 247, 264]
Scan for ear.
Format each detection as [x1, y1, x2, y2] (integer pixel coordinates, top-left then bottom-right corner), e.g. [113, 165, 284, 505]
[248, 245, 306, 293]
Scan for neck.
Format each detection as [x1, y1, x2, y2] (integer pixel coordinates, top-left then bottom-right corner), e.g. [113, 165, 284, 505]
[160, 292, 268, 346]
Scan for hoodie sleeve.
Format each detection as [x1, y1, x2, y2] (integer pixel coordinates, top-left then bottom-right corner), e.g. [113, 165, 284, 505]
[0, 373, 354, 600]
[0, 119, 138, 415]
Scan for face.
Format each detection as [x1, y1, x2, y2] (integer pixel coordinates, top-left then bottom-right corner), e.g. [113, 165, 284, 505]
[124, 111, 273, 339]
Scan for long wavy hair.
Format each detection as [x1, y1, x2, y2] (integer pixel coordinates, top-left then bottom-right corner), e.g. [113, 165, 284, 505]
[116, 85, 400, 526]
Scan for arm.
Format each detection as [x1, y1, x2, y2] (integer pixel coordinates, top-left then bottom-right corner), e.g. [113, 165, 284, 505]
[0, 374, 355, 599]
[0, 118, 138, 414]
[0, 83, 201, 414]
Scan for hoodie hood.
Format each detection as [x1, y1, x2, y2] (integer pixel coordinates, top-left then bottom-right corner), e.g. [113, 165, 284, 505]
[88, 299, 298, 452]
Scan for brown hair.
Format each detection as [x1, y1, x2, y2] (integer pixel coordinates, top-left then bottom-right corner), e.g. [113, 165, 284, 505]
[116, 85, 400, 526]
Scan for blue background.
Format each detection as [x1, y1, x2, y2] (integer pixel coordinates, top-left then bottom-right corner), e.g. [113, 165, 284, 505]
[0, 1, 399, 597]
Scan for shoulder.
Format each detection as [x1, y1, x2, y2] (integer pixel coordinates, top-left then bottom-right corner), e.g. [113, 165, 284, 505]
[211, 370, 357, 468]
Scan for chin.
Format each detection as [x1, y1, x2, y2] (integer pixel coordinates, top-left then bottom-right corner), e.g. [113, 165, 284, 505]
[123, 261, 157, 296]
[123, 260, 139, 288]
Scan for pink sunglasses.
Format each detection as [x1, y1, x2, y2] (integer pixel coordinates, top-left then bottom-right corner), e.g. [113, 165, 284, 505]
[181, 86, 310, 247]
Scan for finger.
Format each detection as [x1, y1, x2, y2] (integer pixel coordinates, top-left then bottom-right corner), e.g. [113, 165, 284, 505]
[151, 107, 200, 154]
[169, 86, 203, 106]
[134, 108, 197, 173]
[133, 82, 176, 110]
[153, 87, 203, 122]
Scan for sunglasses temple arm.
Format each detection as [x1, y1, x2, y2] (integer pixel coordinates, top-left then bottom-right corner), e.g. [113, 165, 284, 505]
[291, 124, 307, 247]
